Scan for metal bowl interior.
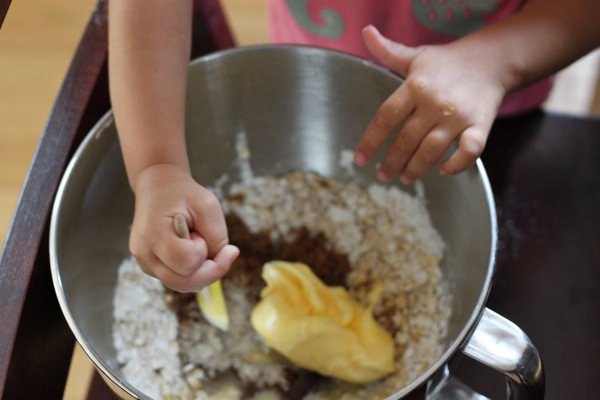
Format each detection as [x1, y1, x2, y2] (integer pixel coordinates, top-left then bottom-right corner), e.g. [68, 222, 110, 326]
[50, 45, 496, 399]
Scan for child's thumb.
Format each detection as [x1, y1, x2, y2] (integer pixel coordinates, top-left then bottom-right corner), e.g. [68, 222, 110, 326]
[362, 25, 417, 78]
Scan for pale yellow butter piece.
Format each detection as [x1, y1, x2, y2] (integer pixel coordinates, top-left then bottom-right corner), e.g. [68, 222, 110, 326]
[251, 261, 396, 384]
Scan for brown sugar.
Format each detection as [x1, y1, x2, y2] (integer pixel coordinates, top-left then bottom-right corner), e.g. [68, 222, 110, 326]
[224, 213, 352, 296]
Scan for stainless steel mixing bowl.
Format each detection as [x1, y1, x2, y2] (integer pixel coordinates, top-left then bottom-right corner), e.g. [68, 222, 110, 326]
[50, 45, 543, 399]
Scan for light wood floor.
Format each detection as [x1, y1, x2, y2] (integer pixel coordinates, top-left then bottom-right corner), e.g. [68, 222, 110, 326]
[1, 1, 598, 399]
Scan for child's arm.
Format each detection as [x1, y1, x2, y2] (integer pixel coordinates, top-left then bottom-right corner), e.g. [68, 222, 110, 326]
[355, 0, 600, 184]
[109, 0, 238, 292]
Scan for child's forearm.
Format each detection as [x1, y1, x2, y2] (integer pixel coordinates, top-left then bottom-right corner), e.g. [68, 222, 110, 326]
[108, 0, 193, 192]
[450, 0, 600, 96]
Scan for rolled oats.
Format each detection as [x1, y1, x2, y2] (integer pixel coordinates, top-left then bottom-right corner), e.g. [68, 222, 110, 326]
[113, 171, 451, 399]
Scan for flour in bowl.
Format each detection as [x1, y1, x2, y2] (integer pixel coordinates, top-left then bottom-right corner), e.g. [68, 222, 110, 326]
[113, 171, 451, 399]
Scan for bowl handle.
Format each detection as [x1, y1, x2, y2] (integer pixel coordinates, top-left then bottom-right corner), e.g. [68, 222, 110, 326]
[426, 308, 545, 400]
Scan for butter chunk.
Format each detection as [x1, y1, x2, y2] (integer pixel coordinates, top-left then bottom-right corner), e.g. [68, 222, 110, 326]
[251, 261, 396, 384]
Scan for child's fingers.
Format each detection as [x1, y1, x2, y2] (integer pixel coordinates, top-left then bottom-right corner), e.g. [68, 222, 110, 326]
[439, 126, 487, 175]
[154, 232, 210, 276]
[362, 25, 417, 77]
[190, 191, 230, 258]
[375, 110, 436, 181]
[152, 244, 239, 293]
[400, 126, 458, 183]
[355, 90, 413, 167]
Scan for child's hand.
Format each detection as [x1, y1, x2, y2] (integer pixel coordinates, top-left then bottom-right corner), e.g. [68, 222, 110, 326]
[129, 163, 239, 292]
[355, 25, 506, 184]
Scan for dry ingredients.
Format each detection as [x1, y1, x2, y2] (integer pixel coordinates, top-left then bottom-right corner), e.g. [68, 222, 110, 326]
[113, 171, 451, 399]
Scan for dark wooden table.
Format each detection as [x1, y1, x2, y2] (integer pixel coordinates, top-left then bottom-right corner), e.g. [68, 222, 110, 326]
[1, 1, 599, 399]
[452, 111, 600, 399]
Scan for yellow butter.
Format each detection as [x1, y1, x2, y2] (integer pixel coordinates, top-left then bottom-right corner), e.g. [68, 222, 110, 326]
[250, 261, 396, 384]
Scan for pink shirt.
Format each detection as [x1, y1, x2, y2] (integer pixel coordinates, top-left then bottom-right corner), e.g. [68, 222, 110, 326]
[267, 0, 552, 116]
